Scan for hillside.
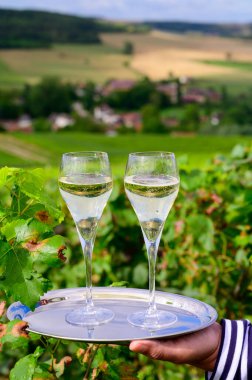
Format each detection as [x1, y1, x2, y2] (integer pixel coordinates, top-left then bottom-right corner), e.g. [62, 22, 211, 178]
[0, 9, 102, 48]
[0, 9, 150, 49]
[1, 9, 252, 50]
[145, 21, 252, 38]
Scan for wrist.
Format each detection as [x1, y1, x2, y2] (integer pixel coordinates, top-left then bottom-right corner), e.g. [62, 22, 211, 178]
[190, 322, 222, 372]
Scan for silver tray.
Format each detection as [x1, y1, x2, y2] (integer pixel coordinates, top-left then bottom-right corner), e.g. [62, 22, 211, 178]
[10, 287, 218, 343]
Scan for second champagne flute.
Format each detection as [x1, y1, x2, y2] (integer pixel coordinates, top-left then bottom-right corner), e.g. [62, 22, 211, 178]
[59, 151, 114, 326]
[124, 152, 180, 330]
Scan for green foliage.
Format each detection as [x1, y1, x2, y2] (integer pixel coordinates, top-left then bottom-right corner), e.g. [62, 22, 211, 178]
[0, 167, 67, 308]
[81, 81, 97, 112]
[181, 104, 201, 131]
[69, 116, 105, 134]
[0, 9, 149, 50]
[0, 9, 101, 48]
[141, 104, 166, 133]
[106, 78, 170, 111]
[122, 41, 134, 55]
[0, 90, 22, 119]
[33, 118, 51, 133]
[0, 319, 29, 351]
[23, 78, 73, 118]
[10, 346, 44, 380]
[77, 344, 138, 380]
[0, 144, 252, 379]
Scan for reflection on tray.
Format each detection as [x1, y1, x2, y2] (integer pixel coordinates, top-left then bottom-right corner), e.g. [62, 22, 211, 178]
[7, 287, 217, 343]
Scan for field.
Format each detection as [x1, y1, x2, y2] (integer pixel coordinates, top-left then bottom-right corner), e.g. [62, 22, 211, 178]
[1, 31, 252, 91]
[0, 133, 248, 175]
[0, 44, 138, 88]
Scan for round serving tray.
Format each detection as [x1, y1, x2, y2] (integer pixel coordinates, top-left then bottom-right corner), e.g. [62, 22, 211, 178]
[10, 287, 218, 343]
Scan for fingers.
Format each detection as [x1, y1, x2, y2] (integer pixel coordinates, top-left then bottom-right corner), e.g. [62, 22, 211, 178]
[129, 323, 222, 371]
[130, 339, 176, 361]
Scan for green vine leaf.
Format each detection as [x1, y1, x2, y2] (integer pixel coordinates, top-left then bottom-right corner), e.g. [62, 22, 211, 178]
[0, 319, 29, 351]
[109, 281, 128, 287]
[1, 219, 50, 244]
[16, 169, 63, 222]
[0, 168, 68, 308]
[0, 167, 17, 187]
[187, 214, 215, 251]
[0, 245, 49, 308]
[10, 346, 44, 380]
[24, 235, 68, 266]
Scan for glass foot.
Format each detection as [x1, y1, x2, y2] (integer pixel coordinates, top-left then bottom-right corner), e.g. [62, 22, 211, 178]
[128, 310, 177, 330]
[65, 307, 114, 326]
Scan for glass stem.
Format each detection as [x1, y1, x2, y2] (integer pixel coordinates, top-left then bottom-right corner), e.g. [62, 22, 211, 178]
[81, 238, 95, 312]
[146, 239, 158, 316]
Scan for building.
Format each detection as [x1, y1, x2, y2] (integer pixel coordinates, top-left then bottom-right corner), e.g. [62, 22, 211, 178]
[156, 82, 178, 103]
[49, 114, 74, 131]
[93, 104, 121, 126]
[120, 112, 142, 132]
[102, 79, 136, 96]
[1, 115, 32, 133]
[182, 88, 221, 104]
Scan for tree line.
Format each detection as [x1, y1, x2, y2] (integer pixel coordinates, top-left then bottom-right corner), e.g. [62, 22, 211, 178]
[0, 9, 149, 49]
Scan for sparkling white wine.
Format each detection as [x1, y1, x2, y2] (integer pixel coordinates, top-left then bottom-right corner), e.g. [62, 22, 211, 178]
[124, 174, 179, 241]
[59, 174, 112, 241]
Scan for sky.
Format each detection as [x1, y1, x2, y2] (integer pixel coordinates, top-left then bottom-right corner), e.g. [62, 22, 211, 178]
[0, 0, 251, 23]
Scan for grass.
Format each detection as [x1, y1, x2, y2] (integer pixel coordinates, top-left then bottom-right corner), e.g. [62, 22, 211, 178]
[161, 107, 184, 120]
[0, 60, 25, 88]
[2, 133, 247, 176]
[195, 75, 252, 94]
[202, 59, 252, 71]
[0, 43, 138, 88]
[0, 149, 30, 167]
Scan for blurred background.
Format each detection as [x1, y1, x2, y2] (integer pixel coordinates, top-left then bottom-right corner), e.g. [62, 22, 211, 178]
[0, 2, 251, 380]
[0, 0, 251, 172]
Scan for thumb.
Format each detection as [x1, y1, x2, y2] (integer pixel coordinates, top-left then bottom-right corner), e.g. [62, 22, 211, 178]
[130, 340, 151, 354]
[130, 339, 173, 361]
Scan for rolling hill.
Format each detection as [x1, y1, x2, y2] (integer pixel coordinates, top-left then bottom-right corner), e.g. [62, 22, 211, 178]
[145, 21, 252, 38]
[0, 9, 148, 49]
[0, 9, 251, 50]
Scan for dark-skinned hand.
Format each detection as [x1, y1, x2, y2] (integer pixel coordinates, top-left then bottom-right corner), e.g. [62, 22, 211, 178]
[130, 322, 222, 372]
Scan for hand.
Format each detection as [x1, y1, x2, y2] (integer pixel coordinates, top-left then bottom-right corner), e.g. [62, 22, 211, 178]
[129, 322, 222, 372]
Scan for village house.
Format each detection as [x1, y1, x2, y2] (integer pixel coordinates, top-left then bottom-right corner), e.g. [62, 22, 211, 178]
[162, 117, 179, 129]
[182, 88, 221, 104]
[93, 104, 121, 127]
[0, 114, 32, 133]
[120, 112, 142, 132]
[49, 114, 74, 131]
[72, 102, 88, 118]
[210, 112, 222, 126]
[156, 82, 178, 103]
[101, 79, 136, 96]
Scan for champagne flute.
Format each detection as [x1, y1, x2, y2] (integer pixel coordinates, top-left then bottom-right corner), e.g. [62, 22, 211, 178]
[124, 152, 179, 329]
[59, 151, 114, 326]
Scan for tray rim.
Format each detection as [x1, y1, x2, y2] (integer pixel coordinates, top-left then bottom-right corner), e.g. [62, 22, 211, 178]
[23, 287, 218, 343]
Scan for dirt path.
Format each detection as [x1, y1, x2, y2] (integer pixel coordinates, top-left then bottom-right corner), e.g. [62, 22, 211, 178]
[0, 134, 51, 164]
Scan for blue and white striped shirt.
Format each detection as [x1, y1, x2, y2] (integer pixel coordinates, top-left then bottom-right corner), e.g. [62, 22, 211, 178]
[206, 319, 252, 380]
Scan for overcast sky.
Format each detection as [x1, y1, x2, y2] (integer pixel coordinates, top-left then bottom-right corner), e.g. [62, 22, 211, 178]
[0, 0, 251, 23]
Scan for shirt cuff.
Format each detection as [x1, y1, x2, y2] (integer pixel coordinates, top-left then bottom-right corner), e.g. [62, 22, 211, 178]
[205, 319, 249, 380]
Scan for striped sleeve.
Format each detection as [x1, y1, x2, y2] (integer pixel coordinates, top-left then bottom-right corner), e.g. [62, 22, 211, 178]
[205, 319, 252, 380]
